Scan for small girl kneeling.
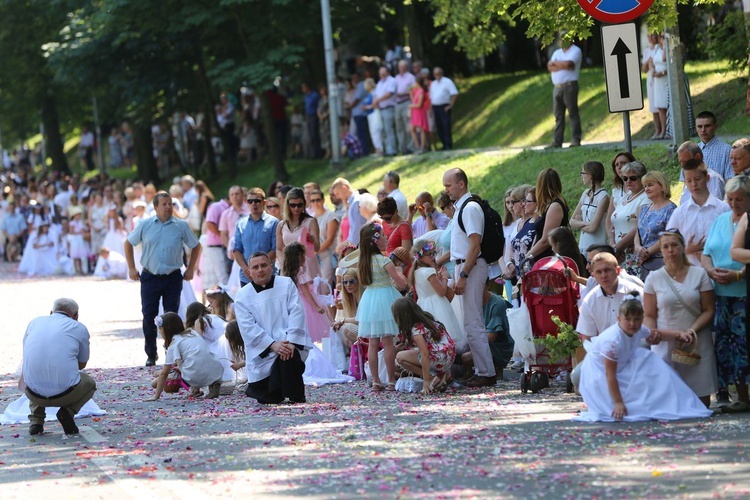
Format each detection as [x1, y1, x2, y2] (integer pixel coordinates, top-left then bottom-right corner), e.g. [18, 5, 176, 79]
[147, 312, 225, 401]
[392, 298, 456, 394]
[574, 292, 713, 422]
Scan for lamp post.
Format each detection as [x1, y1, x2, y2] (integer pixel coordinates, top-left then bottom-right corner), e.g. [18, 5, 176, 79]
[320, 0, 343, 170]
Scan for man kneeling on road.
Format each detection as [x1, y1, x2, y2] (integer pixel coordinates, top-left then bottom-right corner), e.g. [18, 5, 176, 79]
[234, 252, 312, 404]
[21, 298, 96, 436]
[570, 253, 644, 388]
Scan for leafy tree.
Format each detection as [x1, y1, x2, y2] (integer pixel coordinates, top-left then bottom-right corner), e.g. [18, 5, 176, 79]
[426, 0, 725, 55]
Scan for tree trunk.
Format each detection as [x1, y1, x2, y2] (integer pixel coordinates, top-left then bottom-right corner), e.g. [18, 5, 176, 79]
[203, 103, 217, 179]
[41, 95, 69, 174]
[195, 55, 236, 178]
[744, 3, 750, 116]
[259, 91, 289, 182]
[133, 124, 158, 183]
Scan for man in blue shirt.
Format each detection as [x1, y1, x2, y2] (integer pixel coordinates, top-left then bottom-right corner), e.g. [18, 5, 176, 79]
[125, 192, 201, 366]
[331, 178, 365, 245]
[349, 73, 370, 155]
[233, 187, 279, 287]
[302, 82, 322, 159]
[2, 201, 27, 262]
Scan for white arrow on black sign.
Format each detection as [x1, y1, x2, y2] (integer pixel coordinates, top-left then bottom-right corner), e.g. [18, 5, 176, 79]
[601, 23, 643, 113]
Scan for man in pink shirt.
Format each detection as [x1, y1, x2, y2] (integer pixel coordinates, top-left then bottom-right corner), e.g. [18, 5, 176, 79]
[394, 60, 416, 155]
[202, 192, 230, 290]
[219, 185, 250, 265]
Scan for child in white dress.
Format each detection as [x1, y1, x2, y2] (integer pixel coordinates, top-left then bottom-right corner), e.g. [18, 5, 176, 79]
[67, 208, 88, 275]
[26, 222, 58, 277]
[147, 313, 224, 400]
[185, 302, 237, 395]
[409, 240, 467, 351]
[574, 293, 714, 422]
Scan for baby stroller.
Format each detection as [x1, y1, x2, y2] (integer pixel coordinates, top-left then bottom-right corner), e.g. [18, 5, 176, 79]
[518, 255, 579, 394]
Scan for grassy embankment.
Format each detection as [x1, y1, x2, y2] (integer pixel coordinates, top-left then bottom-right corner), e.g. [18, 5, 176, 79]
[63, 60, 745, 209]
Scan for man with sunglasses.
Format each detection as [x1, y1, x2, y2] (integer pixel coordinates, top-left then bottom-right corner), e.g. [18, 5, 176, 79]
[668, 159, 729, 266]
[233, 187, 279, 288]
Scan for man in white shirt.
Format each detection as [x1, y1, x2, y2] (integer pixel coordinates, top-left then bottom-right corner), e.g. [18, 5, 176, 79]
[410, 191, 449, 239]
[571, 253, 644, 388]
[331, 178, 366, 245]
[443, 168, 495, 387]
[372, 67, 398, 156]
[382, 170, 408, 219]
[677, 141, 725, 203]
[668, 160, 730, 266]
[394, 60, 416, 154]
[22, 298, 96, 436]
[730, 138, 750, 176]
[576, 253, 644, 341]
[430, 67, 459, 150]
[547, 37, 583, 148]
[695, 111, 732, 180]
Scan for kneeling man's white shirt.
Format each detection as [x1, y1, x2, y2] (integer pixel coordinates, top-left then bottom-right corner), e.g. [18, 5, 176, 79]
[576, 279, 644, 338]
[234, 276, 312, 382]
[22, 312, 90, 396]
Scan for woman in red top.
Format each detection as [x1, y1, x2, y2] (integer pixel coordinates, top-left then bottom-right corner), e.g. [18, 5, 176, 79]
[409, 76, 431, 154]
[377, 197, 412, 255]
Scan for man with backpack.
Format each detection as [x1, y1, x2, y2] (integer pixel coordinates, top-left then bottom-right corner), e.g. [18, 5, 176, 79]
[442, 168, 499, 387]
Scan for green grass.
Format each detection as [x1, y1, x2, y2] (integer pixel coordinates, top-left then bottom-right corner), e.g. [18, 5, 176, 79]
[452, 60, 747, 148]
[213, 144, 681, 214]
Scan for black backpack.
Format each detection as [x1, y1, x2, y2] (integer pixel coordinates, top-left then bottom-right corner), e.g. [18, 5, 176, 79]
[456, 195, 505, 264]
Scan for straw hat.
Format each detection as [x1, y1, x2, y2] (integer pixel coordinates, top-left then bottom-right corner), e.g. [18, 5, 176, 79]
[338, 249, 360, 268]
[68, 206, 84, 218]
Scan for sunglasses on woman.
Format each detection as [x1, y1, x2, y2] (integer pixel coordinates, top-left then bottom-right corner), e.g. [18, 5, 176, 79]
[342, 279, 357, 286]
[621, 175, 640, 182]
[266, 204, 279, 209]
[288, 202, 305, 208]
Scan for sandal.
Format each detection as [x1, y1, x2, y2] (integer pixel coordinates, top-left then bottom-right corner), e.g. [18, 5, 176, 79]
[371, 383, 384, 392]
[385, 382, 396, 392]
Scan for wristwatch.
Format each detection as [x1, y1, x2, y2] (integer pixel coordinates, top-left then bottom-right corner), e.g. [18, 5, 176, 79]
[459, 271, 469, 279]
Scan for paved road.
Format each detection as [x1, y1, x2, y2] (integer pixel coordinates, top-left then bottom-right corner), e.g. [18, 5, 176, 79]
[1, 264, 749, 499]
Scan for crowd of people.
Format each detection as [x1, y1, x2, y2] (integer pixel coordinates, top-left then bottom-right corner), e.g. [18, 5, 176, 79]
[5, 107, 750, 435]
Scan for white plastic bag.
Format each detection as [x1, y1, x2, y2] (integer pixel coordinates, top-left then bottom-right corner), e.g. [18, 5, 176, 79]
[507, 304, 536, 365]
[363, 349, 389, 383]
[322, 327, 348, 372]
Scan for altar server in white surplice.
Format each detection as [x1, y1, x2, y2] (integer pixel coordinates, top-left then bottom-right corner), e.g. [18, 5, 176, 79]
[234, 252, 312, 404]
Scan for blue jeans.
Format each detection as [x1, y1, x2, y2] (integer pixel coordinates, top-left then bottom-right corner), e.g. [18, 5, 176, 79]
[140, 269, 182, 358]
[432, 104, 453, 150]
[380, 106, 397, 156]
[353, 115, 370, 155]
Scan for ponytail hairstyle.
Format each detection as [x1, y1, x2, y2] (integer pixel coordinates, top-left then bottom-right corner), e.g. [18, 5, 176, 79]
[391, 297, 443, 344]
[224, 320, 245, 362]
[582, 161, 605, 195]
[282, 242, 306, 285]
[157, 312, 187, 348]
[185, 302, 213, 332]
[357, 222, 383, 286]
[407, 239, 437, 289]
[548, 227, 587, 277]
[619, 291, 644, 317]
[206, 286, 234, 320]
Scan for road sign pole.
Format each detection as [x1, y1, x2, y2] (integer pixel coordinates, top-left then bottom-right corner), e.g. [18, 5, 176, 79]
[623, 111, 632, 154]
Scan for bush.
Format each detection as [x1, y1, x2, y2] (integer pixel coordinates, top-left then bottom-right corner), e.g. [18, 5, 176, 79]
[706, 11, 749, 74]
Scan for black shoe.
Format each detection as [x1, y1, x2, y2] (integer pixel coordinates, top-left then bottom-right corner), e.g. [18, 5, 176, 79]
[145, 357, 156, 367]
[56, 408, 79, 435]
[29, 424, 44, 435]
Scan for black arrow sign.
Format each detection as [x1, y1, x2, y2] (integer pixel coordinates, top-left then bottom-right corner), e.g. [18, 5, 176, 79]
[611, 37, 632, 99]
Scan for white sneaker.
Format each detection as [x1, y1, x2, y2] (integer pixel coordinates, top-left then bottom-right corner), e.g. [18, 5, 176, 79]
[510, 360, 524, 372]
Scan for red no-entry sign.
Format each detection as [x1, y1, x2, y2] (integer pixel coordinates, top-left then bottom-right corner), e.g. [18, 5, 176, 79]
[577, 0, 654, 24]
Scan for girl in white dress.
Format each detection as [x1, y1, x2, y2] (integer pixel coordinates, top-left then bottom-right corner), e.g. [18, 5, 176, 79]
[409, 240, 467, 351]
[26, 222, 58, 276]
[185, 303, 236, 395]
[67, 208, 88, 275]
[148, 312, 224, 400]
[101, 205, 126, 255]
[575, 293, 714, 423]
